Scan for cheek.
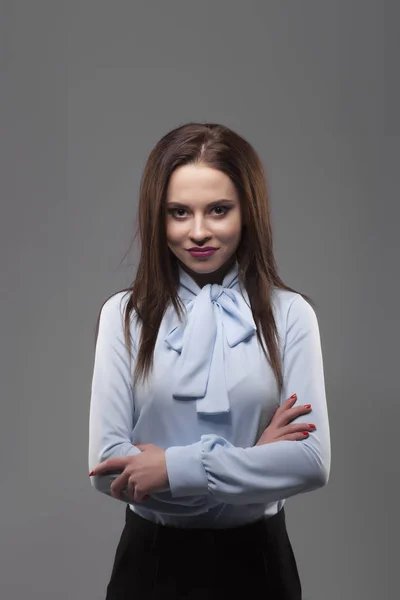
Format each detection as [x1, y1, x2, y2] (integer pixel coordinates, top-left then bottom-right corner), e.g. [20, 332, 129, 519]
[166, 221, 183, 246]
[218, 215, 243, 243]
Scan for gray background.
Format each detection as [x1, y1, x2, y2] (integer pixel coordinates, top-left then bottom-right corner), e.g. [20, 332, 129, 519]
[1, 1, 395, 599]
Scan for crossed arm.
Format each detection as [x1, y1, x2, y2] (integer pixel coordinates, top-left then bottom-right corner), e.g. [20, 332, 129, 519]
[89, 294, 330, 508]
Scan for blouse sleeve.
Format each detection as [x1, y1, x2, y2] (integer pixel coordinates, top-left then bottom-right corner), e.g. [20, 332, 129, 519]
[88, 294, 210, 513]
[88, 294, 142, 497]
[165, 295, 331, 505]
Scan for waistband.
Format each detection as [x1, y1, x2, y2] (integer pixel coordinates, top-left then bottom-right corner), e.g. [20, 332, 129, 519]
[125, 504, 287, 540]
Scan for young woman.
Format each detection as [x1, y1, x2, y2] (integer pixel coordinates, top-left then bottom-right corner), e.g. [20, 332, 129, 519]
[88, 122, 331, 599]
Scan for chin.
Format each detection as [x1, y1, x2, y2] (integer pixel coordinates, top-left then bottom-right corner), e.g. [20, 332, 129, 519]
[182, 261, 221, 274]
[191, 265, 222, 274]
[181, 253, 234, 275]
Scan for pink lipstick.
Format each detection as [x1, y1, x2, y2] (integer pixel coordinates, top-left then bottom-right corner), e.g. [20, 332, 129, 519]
[186, 247, 218, 258]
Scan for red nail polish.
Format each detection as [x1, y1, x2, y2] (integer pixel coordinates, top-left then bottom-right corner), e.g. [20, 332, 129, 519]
[304, 404, 311, 409]
[290, 394, 297, 399]
[309, 424, 316, 429]
[302, 432, 308, 436]
[89, 471, 94, 476]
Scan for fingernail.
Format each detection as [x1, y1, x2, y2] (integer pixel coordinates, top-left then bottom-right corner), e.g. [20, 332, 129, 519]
[302, 432, 309, 436]
[290, 394, 297, 399]
[89, 471, 94, 476]
[304, 404, 311, 409]
[309, 424, 316, 429]
[132, 444, 138, 447]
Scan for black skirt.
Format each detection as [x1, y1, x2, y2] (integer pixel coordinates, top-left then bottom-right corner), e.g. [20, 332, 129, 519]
[106, 505, 302, 600]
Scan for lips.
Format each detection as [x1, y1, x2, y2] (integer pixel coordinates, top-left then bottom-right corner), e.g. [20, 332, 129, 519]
[186, 247, 218, 258]
[187, 247, 217, 252]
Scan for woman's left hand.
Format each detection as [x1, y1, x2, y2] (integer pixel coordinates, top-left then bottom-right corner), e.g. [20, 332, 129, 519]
[90, 444, 169, 503]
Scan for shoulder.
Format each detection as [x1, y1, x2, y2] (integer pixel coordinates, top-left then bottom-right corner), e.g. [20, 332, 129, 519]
[100, 290, 131, 319]
[271, 287, 315, 318]
[96, 290, 140, 354]
[271, 287, 319, 339]
[99, 290, 130, 323]
[98, 290, 135, 334]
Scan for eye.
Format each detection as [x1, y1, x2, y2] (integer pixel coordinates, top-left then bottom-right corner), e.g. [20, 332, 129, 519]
[211, 205, 230, 216]
[167, 205, 231, 219]
[168, 208, 188, 219]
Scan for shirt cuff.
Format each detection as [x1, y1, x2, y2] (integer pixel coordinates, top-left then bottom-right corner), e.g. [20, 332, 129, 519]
[165, 442, 209, 498]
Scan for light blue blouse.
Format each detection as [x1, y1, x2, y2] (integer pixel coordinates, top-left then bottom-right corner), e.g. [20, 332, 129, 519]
[89, 263, 330, 528]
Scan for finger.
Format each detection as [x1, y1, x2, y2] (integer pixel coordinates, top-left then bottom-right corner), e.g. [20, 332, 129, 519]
[133, 486, 147, 503]
[110, 471, 130, 500]
[279, 431, 311, 441]
[126, 478, 149, 503]
[126, 479, 135, 501]
[91, 457, 129, 476]
[277, 404, 312, 427]
[273, 394, 300, 422]
[281, 422, 316, 435]
[275, 394, 298, 414]
[289, 404, 312, 417]
[288, 405, 313, 422]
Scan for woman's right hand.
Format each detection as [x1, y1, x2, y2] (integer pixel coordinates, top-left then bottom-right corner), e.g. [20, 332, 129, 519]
[256, 394, 315, 445]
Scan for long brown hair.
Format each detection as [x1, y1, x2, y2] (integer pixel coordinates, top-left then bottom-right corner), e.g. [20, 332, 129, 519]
[95, 123, 314, 395]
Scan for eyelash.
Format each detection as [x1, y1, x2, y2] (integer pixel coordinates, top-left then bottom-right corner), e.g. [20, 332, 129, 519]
[168, 206, 230, 219]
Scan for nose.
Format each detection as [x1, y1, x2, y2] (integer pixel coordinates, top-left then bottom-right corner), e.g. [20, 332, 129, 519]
[189, 215, 212, 245]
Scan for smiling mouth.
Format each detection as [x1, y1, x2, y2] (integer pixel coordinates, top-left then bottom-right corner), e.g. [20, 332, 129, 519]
[186, 247, 219, 258]
[186, 247, 218, 252]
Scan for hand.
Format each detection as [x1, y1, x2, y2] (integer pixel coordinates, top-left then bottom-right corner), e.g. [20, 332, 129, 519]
[90, 444, 169, 502]
[256, 393, 315, 445]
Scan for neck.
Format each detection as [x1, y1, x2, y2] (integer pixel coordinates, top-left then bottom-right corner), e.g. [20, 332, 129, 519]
[180, 255, 237, 288]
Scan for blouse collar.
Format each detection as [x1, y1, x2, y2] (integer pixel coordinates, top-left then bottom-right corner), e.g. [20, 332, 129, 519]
[164, 262, 257, 414]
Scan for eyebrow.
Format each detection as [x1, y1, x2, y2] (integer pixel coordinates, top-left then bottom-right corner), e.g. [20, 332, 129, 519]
[166, 199, 237, 208]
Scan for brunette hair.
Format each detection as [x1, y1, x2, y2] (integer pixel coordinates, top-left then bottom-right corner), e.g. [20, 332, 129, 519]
[95, 122, 314, 395]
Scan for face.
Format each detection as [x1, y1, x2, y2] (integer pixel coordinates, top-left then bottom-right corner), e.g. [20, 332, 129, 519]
[166, 164, 242, 285]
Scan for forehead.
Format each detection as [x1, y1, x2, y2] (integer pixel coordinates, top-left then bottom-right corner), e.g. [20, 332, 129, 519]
[166, 164, 238, 202]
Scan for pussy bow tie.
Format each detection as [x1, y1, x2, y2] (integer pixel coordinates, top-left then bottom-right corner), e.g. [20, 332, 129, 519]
[164, 266, 257, 414]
